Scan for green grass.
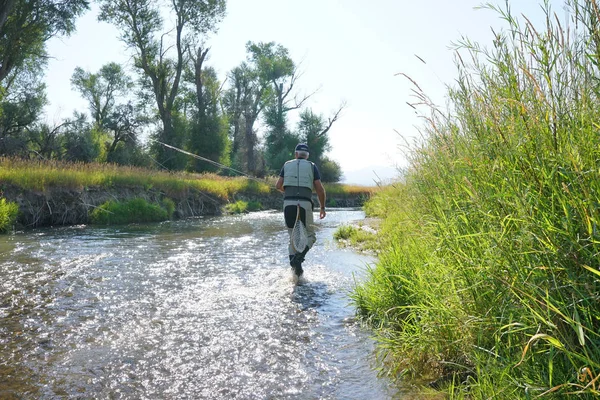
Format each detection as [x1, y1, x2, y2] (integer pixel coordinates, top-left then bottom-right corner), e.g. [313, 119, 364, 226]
[323, 182, 376, 206]
[224, 200, 262, 214]
[352, 2, 600, 398]
[0, 157, 273, 200]
[0, 198, 18, 233]
[90, 198, 173, 225]
[333, 223, 379, 251]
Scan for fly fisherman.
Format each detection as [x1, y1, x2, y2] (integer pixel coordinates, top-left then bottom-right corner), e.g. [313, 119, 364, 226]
[275, 143, 327, 277]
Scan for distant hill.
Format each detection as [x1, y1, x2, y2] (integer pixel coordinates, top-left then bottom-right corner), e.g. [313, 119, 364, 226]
[341, 165, 399, 186]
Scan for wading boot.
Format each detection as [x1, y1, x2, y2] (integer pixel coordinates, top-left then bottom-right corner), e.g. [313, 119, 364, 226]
[291, 246, 309, 266]
[289, 254, 303, 277]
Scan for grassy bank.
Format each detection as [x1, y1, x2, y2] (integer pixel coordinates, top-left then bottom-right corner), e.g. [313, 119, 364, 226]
[0, 157, 272, 200]
[0, 157, 375, 229]
[353, 2, 600, 398]
[0, 157, 373, 202]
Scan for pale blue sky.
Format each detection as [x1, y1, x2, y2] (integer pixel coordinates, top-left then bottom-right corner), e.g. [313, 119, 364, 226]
[44, 1, 564, 184]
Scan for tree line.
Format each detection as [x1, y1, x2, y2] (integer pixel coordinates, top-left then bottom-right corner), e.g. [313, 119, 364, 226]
[0, 0, 344, 182]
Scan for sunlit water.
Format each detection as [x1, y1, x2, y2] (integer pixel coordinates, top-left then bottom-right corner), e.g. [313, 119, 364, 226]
[0, 209, 400, 399]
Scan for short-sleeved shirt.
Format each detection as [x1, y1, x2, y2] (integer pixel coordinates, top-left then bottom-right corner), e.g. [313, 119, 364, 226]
[279, 161, 321, 181]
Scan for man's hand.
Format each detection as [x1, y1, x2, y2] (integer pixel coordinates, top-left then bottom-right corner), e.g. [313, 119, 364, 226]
[319, 208, 326, 219]
[275, 176, 284, 193]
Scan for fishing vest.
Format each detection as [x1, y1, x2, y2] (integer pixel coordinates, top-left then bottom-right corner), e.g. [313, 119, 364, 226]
[282, 159, 314, 203]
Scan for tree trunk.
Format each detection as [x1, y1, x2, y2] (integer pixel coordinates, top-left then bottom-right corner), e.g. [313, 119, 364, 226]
[0, 0, 16, 32]
[194, 47, 209, 117]
[245, 117, 256, 174]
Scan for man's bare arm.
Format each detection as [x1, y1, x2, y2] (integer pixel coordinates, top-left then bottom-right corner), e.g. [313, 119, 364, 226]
[275, 176, 284, 193]
[314, 180, 326, 219]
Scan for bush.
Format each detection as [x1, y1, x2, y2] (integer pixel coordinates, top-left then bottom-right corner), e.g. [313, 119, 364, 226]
[225, 200, 262, 214]
[0, 198, 18, 233]
[247, 201, 262, 211]
[90, 198, 172, 225]
[225, 200, 248, 214]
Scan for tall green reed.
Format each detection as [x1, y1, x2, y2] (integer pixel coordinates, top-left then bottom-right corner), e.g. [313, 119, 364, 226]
[355, 1, 600, 397]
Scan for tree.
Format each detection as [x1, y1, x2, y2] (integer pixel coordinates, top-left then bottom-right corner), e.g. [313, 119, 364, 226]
[97, 0, 226, 170]
[61, 113, 101, 162]
[296, 106, 344, 167]
[27, 121, 70, 160]
[71, 62, 133, 128]
[223, 61, 270, 175]
[187, 50, 229, 172]
[0, 0, 88, 86]
[246, 41, 314, 172]
[223, 63, 251, 172]
[0, 61, 47, 157]
[103, 101, 148, 163]
[318, 156, 342, 183]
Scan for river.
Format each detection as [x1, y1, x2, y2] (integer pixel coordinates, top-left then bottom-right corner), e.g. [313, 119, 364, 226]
[0, 209, 401, 399]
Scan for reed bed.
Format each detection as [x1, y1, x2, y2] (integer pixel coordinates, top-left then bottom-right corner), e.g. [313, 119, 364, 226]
[353, 1, 600, 398]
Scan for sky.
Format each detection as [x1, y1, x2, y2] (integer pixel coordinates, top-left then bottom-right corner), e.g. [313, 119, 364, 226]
[43, 0, 565, 185]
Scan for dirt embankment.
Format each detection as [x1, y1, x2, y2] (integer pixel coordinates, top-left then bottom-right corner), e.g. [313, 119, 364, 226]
[1, 184, 224, 228]
[1, 184, 368, 229]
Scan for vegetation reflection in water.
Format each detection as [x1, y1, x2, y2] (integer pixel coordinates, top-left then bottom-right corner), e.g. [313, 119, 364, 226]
[0, 209, 400, 399]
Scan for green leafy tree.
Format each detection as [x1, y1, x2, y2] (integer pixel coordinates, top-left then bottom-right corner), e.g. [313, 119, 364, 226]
[104, 102, 149, 163]
[223, 63, 251, 173]
[246, 41, 314, 172]
[27, 121, 70, 160]
[0, 62, 47, 157]
[61, 113, 101, 162]
[296, 106, 344, 168]
[97, 0, 226, 170]
[223, 61, 270, 175]
[318, 156, 342, 183]
[71, 62, 133, 128]
[187, 51, 229, 172]
[0, 0, 88, 86]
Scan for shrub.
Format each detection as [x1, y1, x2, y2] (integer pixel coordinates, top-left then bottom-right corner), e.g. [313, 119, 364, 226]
[247, 201, 262, 212]
[225, 200, 248, 214]
[161, 197, 176, 216]
[0, 198, 18, 233]
[90, 198, 170, 225]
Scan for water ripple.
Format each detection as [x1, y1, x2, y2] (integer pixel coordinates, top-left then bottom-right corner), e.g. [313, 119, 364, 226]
[0, 210, 399, 399]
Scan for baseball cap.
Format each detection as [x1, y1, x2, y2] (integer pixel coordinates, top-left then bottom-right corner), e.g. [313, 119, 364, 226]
[295, 143, 309, 152]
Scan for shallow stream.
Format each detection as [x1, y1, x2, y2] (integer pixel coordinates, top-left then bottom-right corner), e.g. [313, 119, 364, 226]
[0, 209, 400, 399]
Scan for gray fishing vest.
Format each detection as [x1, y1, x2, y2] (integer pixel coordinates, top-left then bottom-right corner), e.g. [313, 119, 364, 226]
[282, 159, 314, 203]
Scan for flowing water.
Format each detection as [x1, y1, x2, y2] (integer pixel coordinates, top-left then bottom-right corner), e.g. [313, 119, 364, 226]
[0, 209, 401, 399]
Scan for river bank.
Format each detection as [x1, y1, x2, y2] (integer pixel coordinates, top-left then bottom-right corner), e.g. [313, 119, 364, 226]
[1, 184, 370, 229]
[0, 158, 373, 229]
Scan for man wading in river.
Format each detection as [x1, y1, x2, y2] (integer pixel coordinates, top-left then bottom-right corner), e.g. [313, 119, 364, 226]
[275, 143, 327, 277]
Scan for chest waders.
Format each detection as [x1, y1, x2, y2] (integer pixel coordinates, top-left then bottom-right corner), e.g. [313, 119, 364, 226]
[288, 160, 311, 277]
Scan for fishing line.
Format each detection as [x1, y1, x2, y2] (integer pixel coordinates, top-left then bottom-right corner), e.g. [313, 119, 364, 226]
[150, 139, 272, 186]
